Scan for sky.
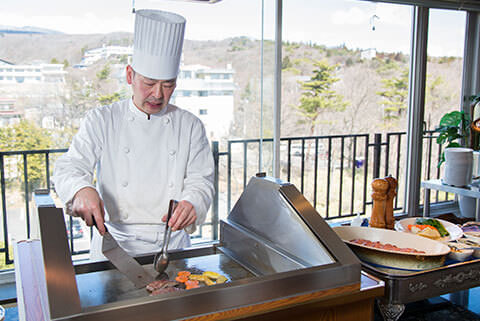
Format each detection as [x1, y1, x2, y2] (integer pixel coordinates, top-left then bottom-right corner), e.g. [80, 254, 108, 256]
[0, 0, 467, 57]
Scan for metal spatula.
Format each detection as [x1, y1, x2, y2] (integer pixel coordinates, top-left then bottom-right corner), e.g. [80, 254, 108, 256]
[93, 218, 154, 288]
[154, 199, 178, 274]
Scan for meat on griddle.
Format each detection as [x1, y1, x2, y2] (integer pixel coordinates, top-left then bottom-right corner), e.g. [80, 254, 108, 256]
[146, 279, 184, 296]
[150, 287, 183, 296]
[146, 279, 180, 292]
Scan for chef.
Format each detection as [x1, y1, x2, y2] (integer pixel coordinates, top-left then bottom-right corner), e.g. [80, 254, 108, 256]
[52, 9, 215, 260]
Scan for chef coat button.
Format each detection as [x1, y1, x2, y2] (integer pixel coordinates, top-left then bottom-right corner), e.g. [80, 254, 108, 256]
[128, 116, 134, 121]
[122, 181, 128, 187]
[164, 118, 170, 124]
[168, 182, 174, 188]
[169, 150, 176, 156]
[124, 147, 130, 153]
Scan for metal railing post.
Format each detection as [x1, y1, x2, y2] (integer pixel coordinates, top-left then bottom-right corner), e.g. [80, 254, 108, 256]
[373, 133, 382, 179]
[212, 141, 219, 240]
[0, 154, 11, 265]
[23, 154, 30, 239]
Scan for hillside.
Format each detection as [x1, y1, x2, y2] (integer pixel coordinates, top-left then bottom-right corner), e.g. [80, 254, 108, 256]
[0, 32, 464, 139]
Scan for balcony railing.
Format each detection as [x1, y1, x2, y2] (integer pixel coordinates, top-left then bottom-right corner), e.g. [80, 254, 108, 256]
[0, 130, 452, 266]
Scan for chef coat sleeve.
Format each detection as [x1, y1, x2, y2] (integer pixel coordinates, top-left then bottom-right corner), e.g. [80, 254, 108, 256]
[181, 118, 215, 234]
[51, 109, 104, 215]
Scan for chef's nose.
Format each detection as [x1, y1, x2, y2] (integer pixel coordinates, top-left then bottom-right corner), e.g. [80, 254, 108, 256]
[152, 83, 164, 99]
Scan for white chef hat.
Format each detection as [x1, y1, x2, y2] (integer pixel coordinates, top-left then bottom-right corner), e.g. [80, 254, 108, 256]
[131, 9, 186, 80]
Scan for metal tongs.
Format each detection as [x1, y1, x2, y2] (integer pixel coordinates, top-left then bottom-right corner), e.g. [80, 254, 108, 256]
[154, 199, 178, 274]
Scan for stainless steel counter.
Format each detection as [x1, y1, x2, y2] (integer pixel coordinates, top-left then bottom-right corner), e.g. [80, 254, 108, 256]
[16, 176, 363, 321]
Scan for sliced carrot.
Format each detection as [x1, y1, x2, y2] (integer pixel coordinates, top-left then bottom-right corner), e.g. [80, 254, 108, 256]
[185, 279, 199, 287]
[408, 224, 437, 231]
[177, 271, 191, 277]
[175, 275, 189, 283]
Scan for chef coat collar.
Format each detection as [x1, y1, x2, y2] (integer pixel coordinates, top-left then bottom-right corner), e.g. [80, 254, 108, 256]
[128, 97, 169, 120]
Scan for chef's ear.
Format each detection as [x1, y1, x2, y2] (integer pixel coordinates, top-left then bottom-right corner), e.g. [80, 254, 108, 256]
[126, 65, 135, 85]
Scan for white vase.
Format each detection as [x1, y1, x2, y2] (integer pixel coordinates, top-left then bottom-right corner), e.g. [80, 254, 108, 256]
[473, 151, 480, 179]
[443, 147, 473, 187]
[459, 195, 476, 218]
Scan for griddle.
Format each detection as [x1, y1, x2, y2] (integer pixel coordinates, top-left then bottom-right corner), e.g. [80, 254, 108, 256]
[19, 175, 361, 320]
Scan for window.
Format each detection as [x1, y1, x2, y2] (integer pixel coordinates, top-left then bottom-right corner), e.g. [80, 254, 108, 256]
[181, 71, 192, 79]
[199, 109, 208, 115]
[283, 0, 413, 213]
[198, 91, 208, 97]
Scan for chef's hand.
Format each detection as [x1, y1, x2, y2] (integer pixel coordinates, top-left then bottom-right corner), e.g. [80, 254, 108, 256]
[162, 200, 196, 231]
[71, 187, 106, 235]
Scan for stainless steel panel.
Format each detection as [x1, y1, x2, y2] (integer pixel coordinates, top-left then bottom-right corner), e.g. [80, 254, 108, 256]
[37, 206, 82, 318]
[220, 220, 308, 275]
[228, 176, 335, 267]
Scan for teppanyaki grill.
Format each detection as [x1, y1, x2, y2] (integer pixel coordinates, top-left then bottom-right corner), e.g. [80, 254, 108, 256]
[16, 175, 361, 321]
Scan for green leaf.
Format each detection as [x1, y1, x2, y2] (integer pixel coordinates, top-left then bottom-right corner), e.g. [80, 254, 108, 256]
[439, 111, 463, 127]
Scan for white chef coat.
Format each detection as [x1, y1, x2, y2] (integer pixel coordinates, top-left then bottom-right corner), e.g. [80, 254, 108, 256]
[52, 98, 215, 259]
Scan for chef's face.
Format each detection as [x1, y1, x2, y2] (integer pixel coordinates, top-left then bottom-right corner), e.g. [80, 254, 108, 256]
[126, 65, 176, 115]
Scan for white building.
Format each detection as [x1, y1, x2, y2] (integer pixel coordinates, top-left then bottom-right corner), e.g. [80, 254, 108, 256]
[173, 64, 235, 141]
[361, 48, 377, 60]
[0, 98, 21, 126]
[76, 45, 133, 67]
[0, 59, 66, 84]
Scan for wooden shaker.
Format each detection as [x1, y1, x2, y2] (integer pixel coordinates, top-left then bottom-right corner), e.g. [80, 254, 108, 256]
[370, 178, 389, 228]
[385, 175, 398, 229]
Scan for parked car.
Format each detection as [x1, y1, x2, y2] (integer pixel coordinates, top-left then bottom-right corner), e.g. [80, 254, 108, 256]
[66, 219, 84, 239]
[290, 144, 327, 159]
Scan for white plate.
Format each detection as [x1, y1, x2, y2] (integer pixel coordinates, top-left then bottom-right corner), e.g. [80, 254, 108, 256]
[395, 217, 463, 242]
[333, 226, 450, 271]
[334, 226, 450, 257]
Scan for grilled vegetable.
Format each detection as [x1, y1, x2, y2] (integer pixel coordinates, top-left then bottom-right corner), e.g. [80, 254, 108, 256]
[188, 274, 205, 281]
[415, 218, 449, 237]
[175, 275, 188, 283]
[177, 271, 191, 277]
[185, 279, 200, 290]
[216, 275, 228, 284]
[203, 271, 220, 279]
[203, 277, 215, 286]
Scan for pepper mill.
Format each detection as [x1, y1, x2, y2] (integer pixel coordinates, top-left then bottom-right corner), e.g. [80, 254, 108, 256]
[370, 178, 389, 228]
[385, 175, 397, 229]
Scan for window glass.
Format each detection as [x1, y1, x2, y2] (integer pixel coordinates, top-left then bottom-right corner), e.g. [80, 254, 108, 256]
[0, 0, 469, 265]
[0, 0, 275, 257]
[282, 0, 412, 216]
[422, 9, 465, 205]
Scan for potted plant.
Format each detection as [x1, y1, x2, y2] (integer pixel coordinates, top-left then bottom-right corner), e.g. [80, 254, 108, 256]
[435, 110, 470, 167]
[435, 108, 477, 218]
